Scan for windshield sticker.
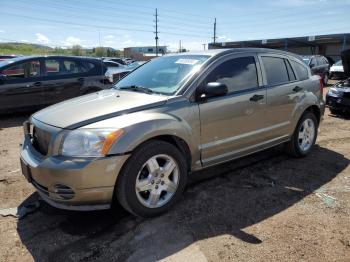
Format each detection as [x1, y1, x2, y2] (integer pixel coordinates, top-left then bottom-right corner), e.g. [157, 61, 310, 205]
[175, 59, 199, 65]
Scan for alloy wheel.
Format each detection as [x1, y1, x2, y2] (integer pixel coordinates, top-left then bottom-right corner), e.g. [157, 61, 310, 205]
[298, 118, 315, 152]
[135, 154, 179, 208]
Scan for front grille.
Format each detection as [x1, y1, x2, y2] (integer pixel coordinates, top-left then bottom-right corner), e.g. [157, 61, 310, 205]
[32, 126, 51, 155]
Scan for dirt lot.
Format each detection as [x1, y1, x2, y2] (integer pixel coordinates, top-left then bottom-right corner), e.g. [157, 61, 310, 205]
[0, 81, 349, 262]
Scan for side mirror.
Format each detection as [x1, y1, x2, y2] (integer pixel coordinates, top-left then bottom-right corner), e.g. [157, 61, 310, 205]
[0, 74, 7, 84]
[198, 82, 228, 100]
[309, 63, 315, 68]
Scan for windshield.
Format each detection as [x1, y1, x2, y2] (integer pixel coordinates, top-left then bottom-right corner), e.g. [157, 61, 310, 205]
[335, 60, 342, 66]
[114, 55, 210, 95]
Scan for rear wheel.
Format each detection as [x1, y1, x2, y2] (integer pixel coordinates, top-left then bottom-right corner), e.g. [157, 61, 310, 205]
[285, 112, 318, 157]
[115, 140, 187, 217]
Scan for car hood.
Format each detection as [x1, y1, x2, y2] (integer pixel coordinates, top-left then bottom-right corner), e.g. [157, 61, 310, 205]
[32, 89, 168, 129]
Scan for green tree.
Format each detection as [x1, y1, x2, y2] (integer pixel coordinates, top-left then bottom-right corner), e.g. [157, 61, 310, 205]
[71, 45, 83, 56]
[93, 47, 107, 57]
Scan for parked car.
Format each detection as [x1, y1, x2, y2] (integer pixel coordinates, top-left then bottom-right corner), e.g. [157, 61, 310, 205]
[302, 55, 330, 84]
[329, 60, 345, 79]
[103, 60, 132, 83]
[326, 50, 350, 115]
[20, 48, 325, 217]
[0, 55, 18, 61]
[0, 56, 109, 113]
[104, 58, 127, 65]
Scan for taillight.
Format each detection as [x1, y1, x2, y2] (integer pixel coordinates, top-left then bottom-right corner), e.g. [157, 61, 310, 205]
[319, 78, 324, 97]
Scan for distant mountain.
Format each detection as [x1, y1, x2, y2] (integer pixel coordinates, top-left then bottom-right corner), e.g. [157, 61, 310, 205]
[0, 42, 53, 50]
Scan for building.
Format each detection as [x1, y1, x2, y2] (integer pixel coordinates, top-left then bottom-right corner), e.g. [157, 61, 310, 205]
[124, 46, 167, 60]
[208, 33, 349, 62]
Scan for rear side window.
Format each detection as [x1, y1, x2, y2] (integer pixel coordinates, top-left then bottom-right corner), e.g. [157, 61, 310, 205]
[285, 60, 296, 81]
[290, 60, 309, 81]
[205, 56, 258, 93]
[316, 57, 324, 65]
[261, 56, 289, 85]
[45, 59, 88, 76]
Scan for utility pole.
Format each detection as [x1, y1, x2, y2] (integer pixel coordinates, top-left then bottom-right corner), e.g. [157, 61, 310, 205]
[213, 18, 217, 43]
[202, 44, 206, 50]
[179, 40, 182, 53]
[154, 8, 159, 57]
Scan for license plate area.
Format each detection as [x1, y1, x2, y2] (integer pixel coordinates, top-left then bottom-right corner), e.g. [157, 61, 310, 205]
[20, 158, 32, 183]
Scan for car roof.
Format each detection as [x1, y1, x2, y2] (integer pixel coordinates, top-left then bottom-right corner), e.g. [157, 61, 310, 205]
[3, 55, 102, 64]
[165, 48, 303, 60]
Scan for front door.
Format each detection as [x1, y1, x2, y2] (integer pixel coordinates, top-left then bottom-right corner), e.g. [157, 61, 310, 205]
[197, 54, 268, 167]
[0, 59, 43, 111]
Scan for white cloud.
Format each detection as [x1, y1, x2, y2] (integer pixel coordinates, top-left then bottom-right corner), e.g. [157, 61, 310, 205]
[122, 39, 144, 46]
[35, 33, 50, 44]
[20, 39, 30, 43]
[270, 0, 327, 7]
[64, 36, 82, 46]
[105, 34, 115, 39]
[105, 40, 115, 45]
[0, 30, 5, 33]
[166, 41, 204, 52]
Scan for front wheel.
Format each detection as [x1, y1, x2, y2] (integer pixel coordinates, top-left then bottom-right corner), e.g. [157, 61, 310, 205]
[115, 140, 187, 217]
[285, 112, 318, 157]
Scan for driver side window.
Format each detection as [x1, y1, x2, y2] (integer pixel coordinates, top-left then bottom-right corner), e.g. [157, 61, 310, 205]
[2, 60, 41, 80]
[203, 56, 258, 93]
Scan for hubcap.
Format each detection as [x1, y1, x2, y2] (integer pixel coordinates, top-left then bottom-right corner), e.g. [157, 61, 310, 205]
[135, 154, 179, 208]
[298, 118, 315, 152]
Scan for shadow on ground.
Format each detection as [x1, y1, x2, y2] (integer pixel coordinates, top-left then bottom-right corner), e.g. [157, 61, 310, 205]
[0, 112, 33, 129]
[17, 145, 349, 261]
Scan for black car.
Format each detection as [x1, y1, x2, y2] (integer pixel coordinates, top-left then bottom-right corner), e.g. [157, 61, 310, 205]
[0, 56, 108, 113]
[326, 49, 350, 115]
[302, 55, 330, 85]
[0, 55, 18, 61]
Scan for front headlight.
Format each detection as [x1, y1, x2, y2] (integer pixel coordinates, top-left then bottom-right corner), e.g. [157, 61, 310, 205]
[328, 87, 343, 97]
[60, 129, 123, 157]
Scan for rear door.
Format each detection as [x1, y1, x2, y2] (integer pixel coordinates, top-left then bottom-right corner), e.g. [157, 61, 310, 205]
[41, 58, 85, 105]
[0, 59, 43, 111]
[198, 53, 269, 166]
[261, 55, 303, 138]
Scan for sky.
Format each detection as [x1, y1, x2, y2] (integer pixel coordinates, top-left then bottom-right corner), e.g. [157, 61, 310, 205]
[0, 0, 349, 51]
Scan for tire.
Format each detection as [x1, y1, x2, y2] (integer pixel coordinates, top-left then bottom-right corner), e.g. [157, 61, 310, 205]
[115, 140, 187, 218]
[285, 111, 318, 158]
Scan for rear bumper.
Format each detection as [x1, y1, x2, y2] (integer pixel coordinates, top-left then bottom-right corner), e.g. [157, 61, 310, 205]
[20, 134, 130, 211]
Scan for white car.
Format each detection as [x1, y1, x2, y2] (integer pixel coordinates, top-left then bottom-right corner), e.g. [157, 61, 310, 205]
[104, 61, 131, 83]
[329, 60, 344, 79]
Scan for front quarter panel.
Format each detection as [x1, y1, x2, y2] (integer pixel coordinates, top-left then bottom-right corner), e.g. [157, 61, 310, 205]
[83, 98, 201, 170]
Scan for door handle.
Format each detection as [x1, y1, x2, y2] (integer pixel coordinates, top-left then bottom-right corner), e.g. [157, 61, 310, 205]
[33, 82, 41, 87]
[250, 94, 264, 102]
[293, 86, 303, 92]
[77, 77, 85, 83]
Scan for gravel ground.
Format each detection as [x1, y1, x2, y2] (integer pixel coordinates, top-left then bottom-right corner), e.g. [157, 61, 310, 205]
[0, 81, 349, 262]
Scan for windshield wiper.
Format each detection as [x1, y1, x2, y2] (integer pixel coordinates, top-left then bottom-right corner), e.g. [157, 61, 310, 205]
[118, 85, 154, 94]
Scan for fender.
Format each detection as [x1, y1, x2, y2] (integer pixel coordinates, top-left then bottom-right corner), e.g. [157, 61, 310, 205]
[84, 106, 201, 169]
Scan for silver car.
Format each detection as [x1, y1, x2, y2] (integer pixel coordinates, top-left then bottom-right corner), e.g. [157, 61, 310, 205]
[20, 48, 325, 217]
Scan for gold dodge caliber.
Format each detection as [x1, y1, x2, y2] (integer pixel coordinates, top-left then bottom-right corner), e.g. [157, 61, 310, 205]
[20, 48, 325, 217]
